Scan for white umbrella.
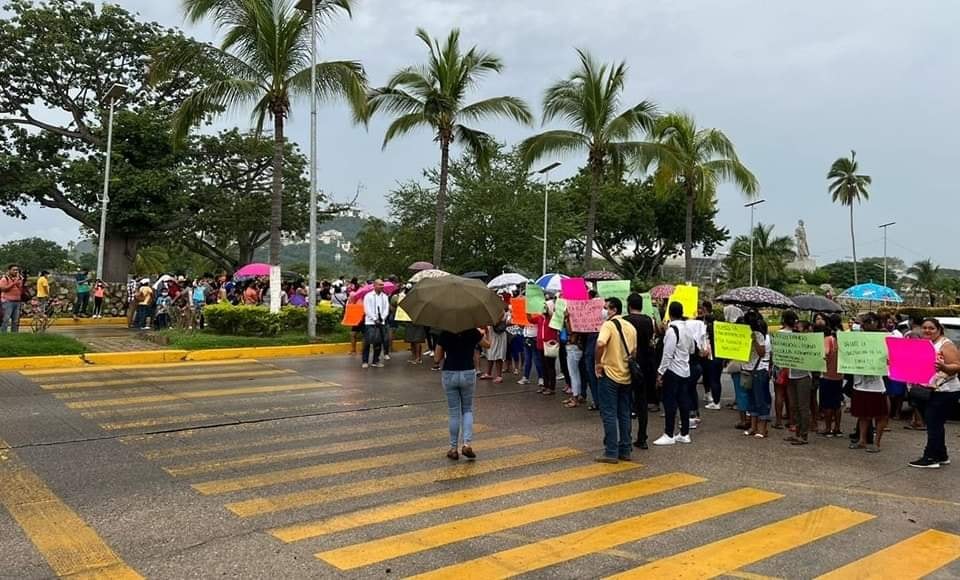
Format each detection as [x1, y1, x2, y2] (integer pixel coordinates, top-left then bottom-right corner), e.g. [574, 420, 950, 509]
[409, 269, 450, 283]
[487, 273, 529, 289]
[153, 274, 174, 290]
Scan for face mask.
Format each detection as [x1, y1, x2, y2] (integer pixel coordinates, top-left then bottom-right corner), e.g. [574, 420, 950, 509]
[601, 309, 610, 321]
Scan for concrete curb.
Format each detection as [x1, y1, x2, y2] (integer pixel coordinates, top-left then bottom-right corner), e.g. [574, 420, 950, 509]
[0, 341, 408, 371]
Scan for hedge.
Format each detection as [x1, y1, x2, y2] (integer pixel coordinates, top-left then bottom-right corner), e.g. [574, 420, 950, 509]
[877, 306, 960, 319]
[203, 304, 342, 337]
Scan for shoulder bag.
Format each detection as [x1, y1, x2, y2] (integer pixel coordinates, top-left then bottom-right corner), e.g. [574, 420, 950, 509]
[612, 319, 642, 384]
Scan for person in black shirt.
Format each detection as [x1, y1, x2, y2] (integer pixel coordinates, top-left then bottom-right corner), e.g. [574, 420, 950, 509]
[435, 329, 486, 460]
[624, 293, 655, 449]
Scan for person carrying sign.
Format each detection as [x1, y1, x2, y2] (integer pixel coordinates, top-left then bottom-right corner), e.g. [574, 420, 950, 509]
[594, 297, 637, 463]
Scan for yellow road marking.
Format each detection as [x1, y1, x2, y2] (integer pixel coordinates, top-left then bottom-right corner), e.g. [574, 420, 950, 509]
[0, 440, 143, 579]
[762, 478, 960, 509]
[607, 505, 874, 579]
[319, 472, 703, 570]
[816, 529, 960, 580]
[272, 462, 639, 543]
[408, 488, 782, 580]
[66, 382, 338, 409]
[137, 415, 445, 459]
[228, 447, 581, 518]
[81, 402, 197, 419]
[194, 434, 535, 495]
[42, 369, 295, 390]
[165, 425, 491, 477]
[20, 359, 260, 376]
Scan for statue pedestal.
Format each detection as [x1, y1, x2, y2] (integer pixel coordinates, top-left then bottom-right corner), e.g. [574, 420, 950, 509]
[787, 258, 817, 273]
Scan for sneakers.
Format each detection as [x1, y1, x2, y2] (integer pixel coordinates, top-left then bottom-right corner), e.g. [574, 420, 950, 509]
[425, 350, 434, 357]
[941, 458, 952, 465]
[384, 354, 391, 361]
[653, 434, 676, 446]
[538, 378, 544, 386]
[594, 456, 619, 464]
[558, 374, 566, 381]
[689, 418, 701, 429]
[518, 378, 530, 385]
[909, 457, 941, 469]
[675, 434, 692, 444]
[372, 363, 385, 368]
[361, 363, 369, 369]
[704, 402, 721, 410]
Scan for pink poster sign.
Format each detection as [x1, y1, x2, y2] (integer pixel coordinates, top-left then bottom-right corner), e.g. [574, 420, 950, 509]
[886, 337, 937, 384]
[560, 277, 589, 301]
[566, 299, 604, 333]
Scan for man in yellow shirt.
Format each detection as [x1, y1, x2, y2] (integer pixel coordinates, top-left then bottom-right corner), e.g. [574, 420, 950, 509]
[594, 297, 637, 463]
[35, 270, 50, 316]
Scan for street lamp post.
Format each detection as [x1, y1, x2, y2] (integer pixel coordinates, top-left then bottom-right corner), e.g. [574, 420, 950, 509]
[296, 0, 318, 339]
[744, 199, 766, 287]
[96, 83, 128, 282]
[879, 221, 896, 287]
[534, 162, 561, 277]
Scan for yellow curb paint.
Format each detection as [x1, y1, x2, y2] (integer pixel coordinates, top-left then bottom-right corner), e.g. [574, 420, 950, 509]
[409, 488, 783, 580]
[195, 434, 535, 495]
[0, 355, 86, 371]
[607, 505, 874, 580]
[42, 368, 296, 390]
[272, 462, 641, 543]
[319, 472, 703, 570]
[20, 359, 260, 376]
[165, 425, 490, 477]
[815, 529, 960, 580]
[0, 439, 143, 579]
[136, 415, 446, 459]
[82, 351, 189, 366]
[66, 381, 338, 410]
[185, 341, 407, 361]
[228, 446, 582, 518]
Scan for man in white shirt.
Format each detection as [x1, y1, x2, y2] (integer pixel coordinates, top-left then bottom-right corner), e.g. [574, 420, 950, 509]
[362, 279, 390, 368]
[654, 302, 696, 445]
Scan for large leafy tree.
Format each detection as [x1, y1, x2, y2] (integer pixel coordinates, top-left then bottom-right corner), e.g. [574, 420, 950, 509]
[0, 0, 219, 280]
[827, 150, 871, 285]
[152, 0, 367, 269]
[723, 223, 795, 290]
[820, 260, 893, 291]
[520, 50, 657, 270]
[0, 238, 70, 274]
[367, 28, 532, 268]
[907, 259, 941, 307]
[647, 113, 758, 282]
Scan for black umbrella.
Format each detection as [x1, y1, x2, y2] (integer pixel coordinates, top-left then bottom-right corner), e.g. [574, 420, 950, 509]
[462, 271, 489, 280]
[716, 286, 798, 309]
[400, 276, 503, 333]
[791, 294, 843, 313]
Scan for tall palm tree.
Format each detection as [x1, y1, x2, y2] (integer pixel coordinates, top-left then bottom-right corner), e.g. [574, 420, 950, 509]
[908, 259, 941, 306]
[520, 50, 658, 270]
[152, 0, 367, 269]
[648, 113, 758, 282]
[368, 29, 532, 267]
[724, 223, 795, 287]
[828, 150, 871, 285]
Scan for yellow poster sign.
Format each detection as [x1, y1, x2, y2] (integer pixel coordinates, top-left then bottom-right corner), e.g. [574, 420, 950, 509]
[714, 322, 753, 362]
[667, 285, 699, 319]
[395, 305, 412, 323]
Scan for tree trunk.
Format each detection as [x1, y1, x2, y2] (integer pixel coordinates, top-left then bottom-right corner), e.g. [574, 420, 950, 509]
[849, 204, 858, 285]
[433, 134, 451, 268]
[102, 235, 138, 282]
[270, 111, 285, 268]
[583, 165, 601, 271]
[683, 185, 695, 283]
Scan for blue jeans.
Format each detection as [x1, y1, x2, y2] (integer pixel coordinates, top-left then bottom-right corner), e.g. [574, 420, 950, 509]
[1, 301, 21, 333]
[523, 340, 543, 380]
[565, 345, 583, 397]
[744, 369, 771, 420]
[924, 390, 960, 461]
[599, 376, 632, 458]
[443, 370, 475, 448]
[584, 333, 599, 404]
[662, 370, 692, 437]
[732, 372, 751, 412]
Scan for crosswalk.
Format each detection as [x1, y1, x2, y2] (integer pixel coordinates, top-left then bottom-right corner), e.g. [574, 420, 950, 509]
[19, 361, 960, 578]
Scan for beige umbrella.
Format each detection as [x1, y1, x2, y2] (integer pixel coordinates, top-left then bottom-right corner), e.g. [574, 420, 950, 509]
[399, 276, 503, 333]
[409, 269, 450, 284]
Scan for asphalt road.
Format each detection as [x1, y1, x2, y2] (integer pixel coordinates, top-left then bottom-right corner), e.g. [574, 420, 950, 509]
[1, 352, 959, 579]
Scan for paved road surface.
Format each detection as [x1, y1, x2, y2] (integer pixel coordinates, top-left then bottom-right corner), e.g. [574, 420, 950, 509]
[1, 353, 959, 578]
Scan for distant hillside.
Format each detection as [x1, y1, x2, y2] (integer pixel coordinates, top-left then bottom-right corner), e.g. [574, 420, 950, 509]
[253, 214, 366, 273]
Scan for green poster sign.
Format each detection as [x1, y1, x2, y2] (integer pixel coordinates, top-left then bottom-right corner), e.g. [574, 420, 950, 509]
[549, 298, 566, 330]
[640, 293, 660, 324]
[525, 285, 545, 315]
[837, 331, 888, 376]
[771, 331, 826, 372]
[597, 280, 630, 307]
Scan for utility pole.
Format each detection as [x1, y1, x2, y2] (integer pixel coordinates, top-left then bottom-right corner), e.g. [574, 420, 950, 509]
[879, 221, 896, 287]
[744, 199, 766, 286]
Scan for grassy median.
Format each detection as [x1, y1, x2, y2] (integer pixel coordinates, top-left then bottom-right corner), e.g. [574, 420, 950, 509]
[0, 334, 87, 357]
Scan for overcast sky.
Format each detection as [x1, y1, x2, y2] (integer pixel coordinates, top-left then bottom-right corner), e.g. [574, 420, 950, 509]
[3, 0, 957, 269]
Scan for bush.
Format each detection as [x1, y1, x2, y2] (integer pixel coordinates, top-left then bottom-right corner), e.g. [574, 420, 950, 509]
[204, 304, 344, 336]
[877, 306, 960, 320]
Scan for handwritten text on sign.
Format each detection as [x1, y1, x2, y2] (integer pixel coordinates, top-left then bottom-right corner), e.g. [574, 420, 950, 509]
[713, 322, 753, 362]
[566, 299, 605, 333]
[771, 331, 826, 372]
[837, 332, 888, 376]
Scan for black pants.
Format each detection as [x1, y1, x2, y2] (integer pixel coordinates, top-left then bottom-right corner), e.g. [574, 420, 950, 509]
[662, 370, 692, 437]
[93, 297, 103, 316]
[924, 391, 960, 461]
[632, 376, 648, 445]
[73, 292, 89, 316]
[558, 341, 568, 382]
[542, 354, 557, 389]
[703, 358, 724, 404]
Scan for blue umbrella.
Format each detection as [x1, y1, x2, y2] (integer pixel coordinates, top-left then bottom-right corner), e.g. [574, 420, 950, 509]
[535, 273, 568, 293]
[839, 282, 903, 303]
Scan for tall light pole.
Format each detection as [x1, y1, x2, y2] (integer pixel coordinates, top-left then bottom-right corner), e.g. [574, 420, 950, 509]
[96, 83, 128, 282]
[296, 0, 318, 339]
[534, 161, 561, 276]
[743, 198, 766, 286]
[879, 221, 896, 287]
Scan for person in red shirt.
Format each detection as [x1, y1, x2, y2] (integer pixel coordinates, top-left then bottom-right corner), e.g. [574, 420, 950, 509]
[534, 300, 560, 396]
[0, 264, 25, 333]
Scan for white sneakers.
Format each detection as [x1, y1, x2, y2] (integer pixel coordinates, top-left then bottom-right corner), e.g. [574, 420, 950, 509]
[518, 378, 530, 385]
[653, 434, 675, 446]
[384, 354, 391, 361]
[362, 363, 369, 369]
[704, 402, 721, 410]
[690, 417, 701, 429]
[425, 350, 434, 357]
[538, 378, 544, 386]
[675, 434, 692, 444]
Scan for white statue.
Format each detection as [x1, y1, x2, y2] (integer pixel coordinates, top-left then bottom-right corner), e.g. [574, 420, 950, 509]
[795, 220, 810, 259]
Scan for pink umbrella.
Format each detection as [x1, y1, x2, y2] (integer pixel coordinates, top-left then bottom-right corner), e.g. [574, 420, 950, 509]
[351, 281, 399, 300]
[649, 284, 676, 300]
[235, 263, 271, 277]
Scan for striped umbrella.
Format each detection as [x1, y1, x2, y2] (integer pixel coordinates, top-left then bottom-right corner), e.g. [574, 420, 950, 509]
[535, 273, 568, 293]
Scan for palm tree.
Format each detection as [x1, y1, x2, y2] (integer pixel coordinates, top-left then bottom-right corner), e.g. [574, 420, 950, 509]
[827, 150, 871, 285]
[648, 113, 758, 282]
[724, 223, 795, 288]
[368, 29, 532, 268]
[908, 259, 941, 306]
[520, 50, 658, 270]
[152, 0, 367, 269]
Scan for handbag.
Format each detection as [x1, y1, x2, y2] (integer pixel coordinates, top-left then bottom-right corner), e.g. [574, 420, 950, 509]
[612, 320, 643, 384]
[909, 385, 933, 403]
[543, 340, 560, 358]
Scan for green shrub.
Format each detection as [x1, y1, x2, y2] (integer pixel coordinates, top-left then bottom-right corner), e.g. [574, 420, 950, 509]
[316, 308, 341, 332]
[877, 306, 960, 319]
[278, 307, 308, 332]
[204, 304, 344, 336]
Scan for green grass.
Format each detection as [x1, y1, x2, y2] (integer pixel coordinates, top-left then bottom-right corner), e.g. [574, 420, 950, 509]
[0, 333, 87, 357]
[159, 328, 354, 350]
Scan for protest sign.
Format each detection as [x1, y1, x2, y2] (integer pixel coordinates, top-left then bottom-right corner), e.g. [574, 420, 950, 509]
[640, 292, 660, 323]
[560, 277, 589, 300]
[525, 285, 545, 315]
[597, 280, 630, 307]
[511, 298, 530, 326]
[837, 332, 888, 376]
[714, 322, 753, 362]
[341, 303, 364, 326]
[667, 285, 698, 319]
[886, 337, 937, 384]
[566, 299, 604, 332]
[771, 331, 826, 372]
[549, 298, 567, 330]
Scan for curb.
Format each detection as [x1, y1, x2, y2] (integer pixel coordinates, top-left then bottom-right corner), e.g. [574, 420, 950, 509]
[0, 340, 408, 371]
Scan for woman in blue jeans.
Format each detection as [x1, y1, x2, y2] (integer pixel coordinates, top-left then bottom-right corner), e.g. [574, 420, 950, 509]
[742, 311, 772, 438]
[435, 328, 485, 460]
